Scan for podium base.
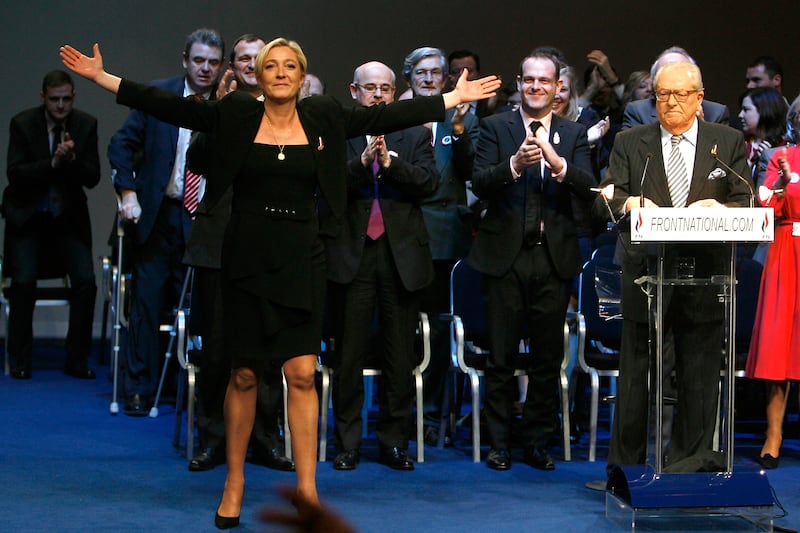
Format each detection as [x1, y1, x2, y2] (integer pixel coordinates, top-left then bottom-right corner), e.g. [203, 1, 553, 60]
[605, 465, 774, 531]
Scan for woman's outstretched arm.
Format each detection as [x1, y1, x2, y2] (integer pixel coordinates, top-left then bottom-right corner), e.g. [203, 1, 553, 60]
[60, 43, 122, 94]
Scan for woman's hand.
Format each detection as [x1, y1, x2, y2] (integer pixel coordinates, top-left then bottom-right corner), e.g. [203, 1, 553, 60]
[442, 70, 501, 109]
[60, 43, 122, 93]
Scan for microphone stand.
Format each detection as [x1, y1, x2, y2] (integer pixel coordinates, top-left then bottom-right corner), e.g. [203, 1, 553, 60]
[711, 151, 754, 208]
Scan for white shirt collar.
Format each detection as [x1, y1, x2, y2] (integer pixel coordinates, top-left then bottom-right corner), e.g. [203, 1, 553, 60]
[660, 117, 699, 148]
[519, 109, 553, 136]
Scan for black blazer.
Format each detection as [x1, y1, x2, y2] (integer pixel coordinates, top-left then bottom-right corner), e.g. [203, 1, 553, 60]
[467, 111, 596, 279]
[325, 126, 436, 292]
[116, 80, 445, 219]
[594, 120, 752, 321]
[4, 105, 100, 245]
[115, 79, 445, 315]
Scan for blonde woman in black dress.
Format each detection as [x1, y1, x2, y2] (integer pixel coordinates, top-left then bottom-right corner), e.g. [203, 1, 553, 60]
[61, 39, 499, 529]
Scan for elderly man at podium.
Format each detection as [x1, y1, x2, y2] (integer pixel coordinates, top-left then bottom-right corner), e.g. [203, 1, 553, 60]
[594, 61, 751, 473]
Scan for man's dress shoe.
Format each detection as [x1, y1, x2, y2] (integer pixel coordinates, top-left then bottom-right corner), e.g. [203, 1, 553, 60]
[124, 394, 148, 417]
[64, 361, 96, 379]
[487, 448, 512, 470]
[189, 448, 224, 471]
[10, 368, 31, 380]
[333, 450, 360, 470]
[379, 447, 414, 471]
[250, 448, 295, 471]
[524, 447, 555, 470]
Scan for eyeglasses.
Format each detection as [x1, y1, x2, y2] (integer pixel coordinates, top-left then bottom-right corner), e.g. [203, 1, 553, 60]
[357, 83, 395, 94]
[654, 89, 700, 102]
[413, 68, 444, 79]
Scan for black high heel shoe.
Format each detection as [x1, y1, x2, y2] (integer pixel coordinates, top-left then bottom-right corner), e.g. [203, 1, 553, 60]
[755, 453, 779, 469]
[214, 512, 240, 529]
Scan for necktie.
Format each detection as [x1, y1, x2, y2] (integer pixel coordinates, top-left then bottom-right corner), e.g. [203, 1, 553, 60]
[523, 121, 545, 244]
[51, 124, 62, 155]
[47, 124, 65, 216]
[667, 134, 689, 208]
[183, 94, 204, 217]
[366, 155, 385, 240]
[183, 167, 201, 216]
[530, 121, 543, 188]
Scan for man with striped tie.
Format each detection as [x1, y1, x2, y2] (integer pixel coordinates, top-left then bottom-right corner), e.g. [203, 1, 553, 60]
[108, 29, 224, 416]
[595, 61, 751, 472]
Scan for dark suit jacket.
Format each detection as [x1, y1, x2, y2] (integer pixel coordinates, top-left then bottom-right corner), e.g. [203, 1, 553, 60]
[467, 111, 596, 279]
[182, 131, 229, 270]
[594, 120, 752, 321]
[420, 109, 478, 261]
[4, 105, 100, 245]
[325, 127, 436, 292]
[108, 76, 189, 244]
[622, 97, 730, 130]
[114, 79, 445, 313]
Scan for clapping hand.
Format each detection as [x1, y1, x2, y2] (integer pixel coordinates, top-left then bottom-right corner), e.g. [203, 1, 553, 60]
[52, 132, 76, 168]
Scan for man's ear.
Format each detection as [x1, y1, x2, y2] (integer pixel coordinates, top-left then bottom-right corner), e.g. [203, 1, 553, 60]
[349, 83, 358, 100]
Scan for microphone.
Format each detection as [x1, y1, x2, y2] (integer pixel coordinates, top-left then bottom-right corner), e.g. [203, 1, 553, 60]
[639, 153, 653, 209]
[709, 145, 754, 208]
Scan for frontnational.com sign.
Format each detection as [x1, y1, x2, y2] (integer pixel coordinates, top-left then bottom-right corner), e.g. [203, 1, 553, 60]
[630, 207, 774, 243]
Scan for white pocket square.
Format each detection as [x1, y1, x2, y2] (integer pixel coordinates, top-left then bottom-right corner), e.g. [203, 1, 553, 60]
[707, 168, 727, 180]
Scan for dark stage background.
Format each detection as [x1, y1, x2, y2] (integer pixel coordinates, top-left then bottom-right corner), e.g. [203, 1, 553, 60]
[2, 0, 799, 335]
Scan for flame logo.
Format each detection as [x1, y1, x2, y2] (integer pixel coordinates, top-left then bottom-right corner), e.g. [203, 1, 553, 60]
[635, 211, 643, 232]
[762, 213, 770, 232]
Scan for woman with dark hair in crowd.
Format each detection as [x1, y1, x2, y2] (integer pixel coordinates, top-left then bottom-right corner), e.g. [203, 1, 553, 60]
[739, 87, 789, 183]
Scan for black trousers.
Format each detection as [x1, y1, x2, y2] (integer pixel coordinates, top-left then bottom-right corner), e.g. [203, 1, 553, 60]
[124, 199, 188, 397]
[6, 212, 96, 371]
[483, 244, 571, 451]
[608, 308, 723, 469]
[330, 235, 420, 451]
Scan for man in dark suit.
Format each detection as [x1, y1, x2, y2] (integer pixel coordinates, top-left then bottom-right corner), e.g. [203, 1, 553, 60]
[468, 48, 595, 471]
[108, 28, 224, 415]
[326, 61, 436, 471]
[183, 34, 293, 473]
[4, 70, 100, 380]
[623, 46, 729, 130]
[596, 61, 751, 472]
[402, 46, 480, 445]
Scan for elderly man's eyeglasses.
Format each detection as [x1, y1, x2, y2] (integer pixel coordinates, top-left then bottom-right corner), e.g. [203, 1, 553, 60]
[357, 83, 395, 94]
[655, 89, 700, 102]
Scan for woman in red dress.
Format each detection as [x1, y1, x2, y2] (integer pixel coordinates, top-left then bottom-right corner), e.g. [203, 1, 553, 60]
[745, 103, 800, 468]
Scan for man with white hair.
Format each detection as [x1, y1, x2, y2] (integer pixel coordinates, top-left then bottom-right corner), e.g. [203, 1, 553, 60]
[622, 46, 729, 129]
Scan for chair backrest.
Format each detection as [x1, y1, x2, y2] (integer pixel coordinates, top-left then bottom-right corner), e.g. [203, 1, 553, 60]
[578, 245, 622, 349]
[450, 259, 488, 346]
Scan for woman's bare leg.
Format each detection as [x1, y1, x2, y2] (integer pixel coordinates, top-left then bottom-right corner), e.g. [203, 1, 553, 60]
[283, 354, 320, 508]
[217, 367, 258, 518]
[761, 380, 789, 458]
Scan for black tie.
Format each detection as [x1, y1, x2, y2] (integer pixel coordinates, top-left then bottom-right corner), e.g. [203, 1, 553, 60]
[51, 124, 62, 155]
[524, 121, 545, 246]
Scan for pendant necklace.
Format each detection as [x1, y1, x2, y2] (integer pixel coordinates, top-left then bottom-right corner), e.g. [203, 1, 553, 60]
[264, 110, 291, 161]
